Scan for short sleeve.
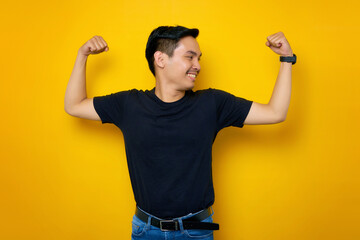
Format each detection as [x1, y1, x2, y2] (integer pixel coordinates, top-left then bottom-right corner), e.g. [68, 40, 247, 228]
[211, 88, 253, 130]
[93, 90, 130, 125]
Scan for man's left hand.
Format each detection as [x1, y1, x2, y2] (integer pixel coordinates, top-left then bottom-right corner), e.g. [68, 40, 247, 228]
[265, 32, 293, 56]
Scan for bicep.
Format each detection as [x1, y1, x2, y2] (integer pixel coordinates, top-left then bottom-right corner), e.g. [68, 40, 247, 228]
[244, 102, 283, 125]
[65, 98, 101, 121]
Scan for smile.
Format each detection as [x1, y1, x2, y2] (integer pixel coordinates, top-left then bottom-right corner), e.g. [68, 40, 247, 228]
[187, 73, 197, 80]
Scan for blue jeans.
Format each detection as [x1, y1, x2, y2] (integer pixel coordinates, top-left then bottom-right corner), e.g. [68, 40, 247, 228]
[131, 207, 215, 240]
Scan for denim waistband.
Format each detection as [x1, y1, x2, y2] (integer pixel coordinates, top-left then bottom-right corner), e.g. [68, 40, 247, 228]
[136, 205, 214, 221]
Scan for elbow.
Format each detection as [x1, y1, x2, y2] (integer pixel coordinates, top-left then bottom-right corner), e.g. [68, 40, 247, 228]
[269, 105, 288, 124]
[64, 105, 75, 116]
[277, 114, 287, 123]
[64, 99, 72, 115]
[64, 103, 70, 114]
[272, 107, 287, 123]
[64, 107, 72, 116]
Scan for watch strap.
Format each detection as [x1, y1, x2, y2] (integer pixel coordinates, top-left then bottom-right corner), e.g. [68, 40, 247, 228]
[280, 53, 296, 65]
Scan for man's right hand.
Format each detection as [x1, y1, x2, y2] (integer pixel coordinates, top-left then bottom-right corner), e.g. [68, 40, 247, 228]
[78, 35, 109, 56]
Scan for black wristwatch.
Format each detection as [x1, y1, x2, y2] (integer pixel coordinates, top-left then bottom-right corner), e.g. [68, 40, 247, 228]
[280, 53, 296, 65]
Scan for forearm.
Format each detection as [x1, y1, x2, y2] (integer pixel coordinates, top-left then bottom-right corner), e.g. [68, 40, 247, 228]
[64, 52, 88, 112]
[268, 60, 292, 121]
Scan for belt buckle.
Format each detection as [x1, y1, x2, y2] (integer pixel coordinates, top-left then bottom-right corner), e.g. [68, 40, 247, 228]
[159, 220, 179, 231]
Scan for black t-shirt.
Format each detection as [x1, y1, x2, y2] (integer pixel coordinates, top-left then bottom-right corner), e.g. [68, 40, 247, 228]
[93, 87, 253, 219]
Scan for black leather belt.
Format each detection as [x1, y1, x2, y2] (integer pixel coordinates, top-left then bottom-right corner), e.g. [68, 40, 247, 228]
[135, 206, 220, 231]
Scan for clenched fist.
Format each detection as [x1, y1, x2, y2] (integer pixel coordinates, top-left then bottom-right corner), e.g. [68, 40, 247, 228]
[78, 35, 109, 56]
[265, 32, 293, 57]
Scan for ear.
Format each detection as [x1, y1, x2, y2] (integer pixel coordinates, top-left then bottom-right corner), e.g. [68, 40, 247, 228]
[154, 51, 167, 69]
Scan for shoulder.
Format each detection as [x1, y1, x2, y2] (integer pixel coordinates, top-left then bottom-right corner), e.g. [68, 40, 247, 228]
[111, 88, 140, 97]
[191, 87, 219, 95]
[93, 89, 136, 103]
[193, 87, 230, 95]
[202, 88, 252, 107]
[194, 88, 234, 101]
[190, 88, 234, 101]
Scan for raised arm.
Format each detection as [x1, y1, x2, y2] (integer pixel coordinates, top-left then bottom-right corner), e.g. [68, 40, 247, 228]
[64, 36, 109, 120]
[244, 32, 293, 125]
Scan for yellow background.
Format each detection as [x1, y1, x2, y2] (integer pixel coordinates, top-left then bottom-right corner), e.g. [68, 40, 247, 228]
[1, 0, 359, 239]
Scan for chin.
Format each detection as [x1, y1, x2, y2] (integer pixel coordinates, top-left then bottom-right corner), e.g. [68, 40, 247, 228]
[187, 85, 195, 91]
[178, 81, 194, 91]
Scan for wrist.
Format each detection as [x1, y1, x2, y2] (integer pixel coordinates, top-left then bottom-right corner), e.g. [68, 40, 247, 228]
[280, 53, 296, 65]
[77, 51, 89, 60]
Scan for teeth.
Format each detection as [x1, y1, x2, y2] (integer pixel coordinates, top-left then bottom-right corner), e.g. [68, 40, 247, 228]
[187, 74, 196, 78]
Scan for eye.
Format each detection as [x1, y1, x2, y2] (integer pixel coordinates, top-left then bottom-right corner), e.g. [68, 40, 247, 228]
[187, 56, 193, 59]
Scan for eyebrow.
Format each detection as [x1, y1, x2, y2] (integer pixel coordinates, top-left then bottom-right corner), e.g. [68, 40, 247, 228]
[186, 51, 202, 57]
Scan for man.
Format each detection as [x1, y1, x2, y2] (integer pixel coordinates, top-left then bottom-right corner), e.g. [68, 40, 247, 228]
[64, 25, 295, 239]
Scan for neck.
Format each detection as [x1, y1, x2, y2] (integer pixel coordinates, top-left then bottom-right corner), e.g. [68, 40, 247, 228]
[154, 81, 186, 103]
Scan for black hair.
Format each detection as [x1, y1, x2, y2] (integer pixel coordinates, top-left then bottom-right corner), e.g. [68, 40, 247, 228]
[145, 25, 199, 76]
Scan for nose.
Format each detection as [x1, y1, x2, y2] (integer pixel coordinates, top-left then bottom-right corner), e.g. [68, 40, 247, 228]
[193, 59, 201, 73]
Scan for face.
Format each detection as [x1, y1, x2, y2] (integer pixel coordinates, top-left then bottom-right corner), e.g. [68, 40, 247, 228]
[161, 36, 202, 90]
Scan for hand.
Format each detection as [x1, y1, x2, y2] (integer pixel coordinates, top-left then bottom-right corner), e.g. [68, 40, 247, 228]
[78, 35, 109, 56]
[265, 32, 293, 56]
